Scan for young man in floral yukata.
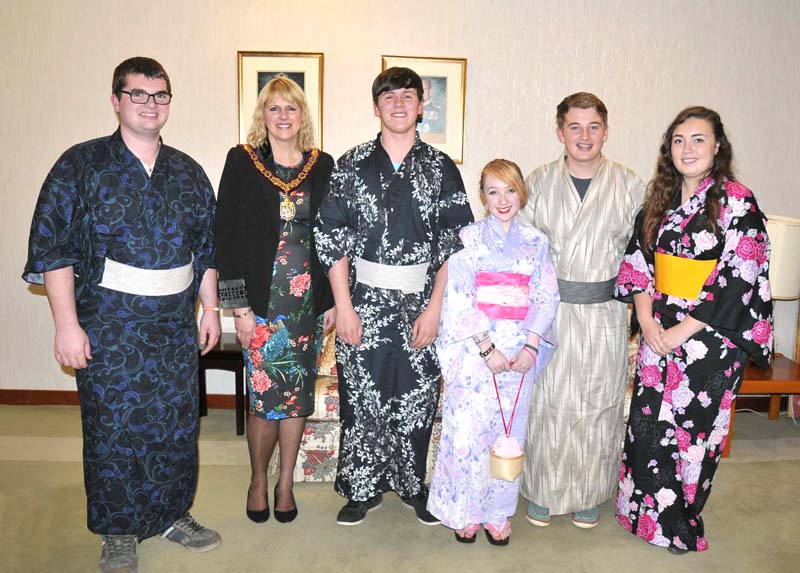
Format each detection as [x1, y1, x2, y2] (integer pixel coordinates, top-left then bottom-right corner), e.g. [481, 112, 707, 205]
[315, 67, 473, 526]
[615, 106, 772, 554]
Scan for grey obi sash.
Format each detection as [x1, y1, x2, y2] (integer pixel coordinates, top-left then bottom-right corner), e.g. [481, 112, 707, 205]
[557, 277, 616, 304]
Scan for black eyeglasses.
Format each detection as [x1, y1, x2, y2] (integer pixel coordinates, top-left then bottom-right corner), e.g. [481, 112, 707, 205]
[118, 89, 172, 105]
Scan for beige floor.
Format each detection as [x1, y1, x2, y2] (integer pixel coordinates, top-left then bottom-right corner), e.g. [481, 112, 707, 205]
[0, 405, 798, 573]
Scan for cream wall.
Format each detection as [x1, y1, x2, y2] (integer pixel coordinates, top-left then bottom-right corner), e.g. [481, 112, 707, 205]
[2, 0, 798, 392]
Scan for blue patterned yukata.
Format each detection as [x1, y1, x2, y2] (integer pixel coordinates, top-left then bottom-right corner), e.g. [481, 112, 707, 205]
[23, 129, 216, 540]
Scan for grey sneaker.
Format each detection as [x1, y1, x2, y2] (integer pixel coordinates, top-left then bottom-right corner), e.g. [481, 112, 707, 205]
[100, 535, 137, 573]
[572, 506, 599, 529]
[160, 514, 221, 552]
[525, 502, 551, 527]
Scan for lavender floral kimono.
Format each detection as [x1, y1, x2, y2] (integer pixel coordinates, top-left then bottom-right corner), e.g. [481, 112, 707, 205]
[614, 178, 773, 551]
[427, 216, 559, 528]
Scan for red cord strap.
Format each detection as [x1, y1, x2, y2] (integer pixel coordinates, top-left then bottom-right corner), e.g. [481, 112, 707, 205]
[492, 371, 526, 438]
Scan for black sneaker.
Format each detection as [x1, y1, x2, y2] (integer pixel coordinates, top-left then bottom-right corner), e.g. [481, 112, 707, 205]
[401, 486, 441, 525]
[336, 493, 383, 526]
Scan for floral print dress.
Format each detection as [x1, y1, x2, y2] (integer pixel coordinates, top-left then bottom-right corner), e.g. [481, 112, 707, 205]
[614, 178, 773, 551]
[246, 162, 322, 420]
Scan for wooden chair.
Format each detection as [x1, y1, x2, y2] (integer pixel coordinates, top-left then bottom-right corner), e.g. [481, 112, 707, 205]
[198, 332, 247, 435]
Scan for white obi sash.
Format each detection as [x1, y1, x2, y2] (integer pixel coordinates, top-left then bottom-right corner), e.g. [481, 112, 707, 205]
[355, 257, 429, 294]
[98, 256, 194, 296]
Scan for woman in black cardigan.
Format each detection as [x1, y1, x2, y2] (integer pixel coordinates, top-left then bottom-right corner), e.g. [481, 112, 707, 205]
[216, 77, 334, 524]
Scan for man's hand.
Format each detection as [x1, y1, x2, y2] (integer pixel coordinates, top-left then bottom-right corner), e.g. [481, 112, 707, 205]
[199, 308, 221, 355]
[411, 306, 439, 348]
[323, 307, 337, 333]
[54, 323, 92, 369]
[336, 306, 362, 346]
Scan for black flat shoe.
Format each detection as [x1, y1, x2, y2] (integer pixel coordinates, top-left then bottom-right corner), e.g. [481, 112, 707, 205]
[667, 546, 689, 555]
[273, 483, 298, 523]
[246, 486, 270, 523]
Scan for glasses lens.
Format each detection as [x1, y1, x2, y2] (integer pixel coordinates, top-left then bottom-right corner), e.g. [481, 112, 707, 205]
[154, 93, 172, 105]
[129, 90, 148, 104]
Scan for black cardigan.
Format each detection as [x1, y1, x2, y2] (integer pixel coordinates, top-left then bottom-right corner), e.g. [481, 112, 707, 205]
[215, 143, 335, 318]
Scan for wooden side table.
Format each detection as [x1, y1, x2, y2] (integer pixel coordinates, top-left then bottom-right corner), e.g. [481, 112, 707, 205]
[198, 332, 247, 435]
[723, 355, 800, 457]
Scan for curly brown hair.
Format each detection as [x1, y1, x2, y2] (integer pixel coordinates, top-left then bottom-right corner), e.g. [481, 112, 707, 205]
[641, 106, 735, 251]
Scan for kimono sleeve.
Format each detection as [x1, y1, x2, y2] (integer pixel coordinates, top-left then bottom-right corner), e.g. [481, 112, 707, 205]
[215, 147, 249, 308]
[520, 233, 559, 348]
[431, 158, 473, 272]
[22, 149, 85, 285]
[191, 164, 216, 285]
[614, 209, 654, 303]
[314, 154, 359, 273]
[689, 184, 773, 367]
[437, 226, 490, 347]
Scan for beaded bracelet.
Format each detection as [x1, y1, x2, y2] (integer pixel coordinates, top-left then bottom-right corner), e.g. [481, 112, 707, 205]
[233, 309, 252, 319]
[479, 343, 496, 359]
[524, 343, 539, 355]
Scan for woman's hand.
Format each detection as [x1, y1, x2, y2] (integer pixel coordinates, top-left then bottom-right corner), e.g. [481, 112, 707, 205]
[483, 347, 511, 374]
[660, 317, 707, 353]
[640, 316, 671, 356]
[336, 305, 362, 346]
[510, 348, 536, 373]
[323, 307, 337, 333]
[234, 308, 257, 349]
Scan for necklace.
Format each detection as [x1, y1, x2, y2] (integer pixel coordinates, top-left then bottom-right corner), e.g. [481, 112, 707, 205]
[241, 145, 319, 222]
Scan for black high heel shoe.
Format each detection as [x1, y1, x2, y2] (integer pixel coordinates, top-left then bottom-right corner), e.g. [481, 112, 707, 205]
[246, 486, 270, 523]
[273, 483, 298, 523]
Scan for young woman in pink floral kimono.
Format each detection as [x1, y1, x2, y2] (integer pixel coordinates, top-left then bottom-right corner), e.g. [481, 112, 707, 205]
[615, 107, 773, 554]
[427, 159, 559, 545]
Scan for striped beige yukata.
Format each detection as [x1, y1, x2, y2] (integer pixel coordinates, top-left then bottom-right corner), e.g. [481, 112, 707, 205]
[517, 156, 644, 514]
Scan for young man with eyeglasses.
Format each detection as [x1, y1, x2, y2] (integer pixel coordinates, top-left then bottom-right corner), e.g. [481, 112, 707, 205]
[23, 57, 221, 573]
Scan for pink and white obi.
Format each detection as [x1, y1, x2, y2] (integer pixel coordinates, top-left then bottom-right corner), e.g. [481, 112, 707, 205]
[475, 271, 531, 320]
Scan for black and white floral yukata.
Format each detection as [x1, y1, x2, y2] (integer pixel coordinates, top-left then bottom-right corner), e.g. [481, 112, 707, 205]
[315, 133, 473, 501]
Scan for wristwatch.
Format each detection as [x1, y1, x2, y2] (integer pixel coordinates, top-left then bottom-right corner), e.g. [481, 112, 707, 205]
[472, 331, 489, 345]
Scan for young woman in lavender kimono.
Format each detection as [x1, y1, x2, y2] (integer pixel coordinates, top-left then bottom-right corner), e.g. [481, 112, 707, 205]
[427, 159, 560, 545]
[615, 107, 772, 553]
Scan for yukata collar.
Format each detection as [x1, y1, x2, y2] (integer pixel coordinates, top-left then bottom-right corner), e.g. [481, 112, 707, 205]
[676, 176, 714, 210]
[109, 127, 165, 167]
[482, 215, 522, 257]
[375, 131, 423, 173]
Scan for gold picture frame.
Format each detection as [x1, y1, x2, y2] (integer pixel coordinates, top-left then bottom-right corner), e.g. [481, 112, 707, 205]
[381, 55, 467, 163]
[237, 51, 324, 147]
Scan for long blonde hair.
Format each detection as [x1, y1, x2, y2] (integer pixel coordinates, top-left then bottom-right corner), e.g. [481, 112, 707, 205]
[246, 77, 315, 151]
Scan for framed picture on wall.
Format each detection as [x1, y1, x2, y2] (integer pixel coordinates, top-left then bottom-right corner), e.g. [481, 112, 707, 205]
[381, 55, 467, 163]
[237, 51, 324, 147]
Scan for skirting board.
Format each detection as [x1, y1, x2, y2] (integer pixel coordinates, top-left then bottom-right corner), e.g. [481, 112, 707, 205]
[0, 390, 237, 409]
